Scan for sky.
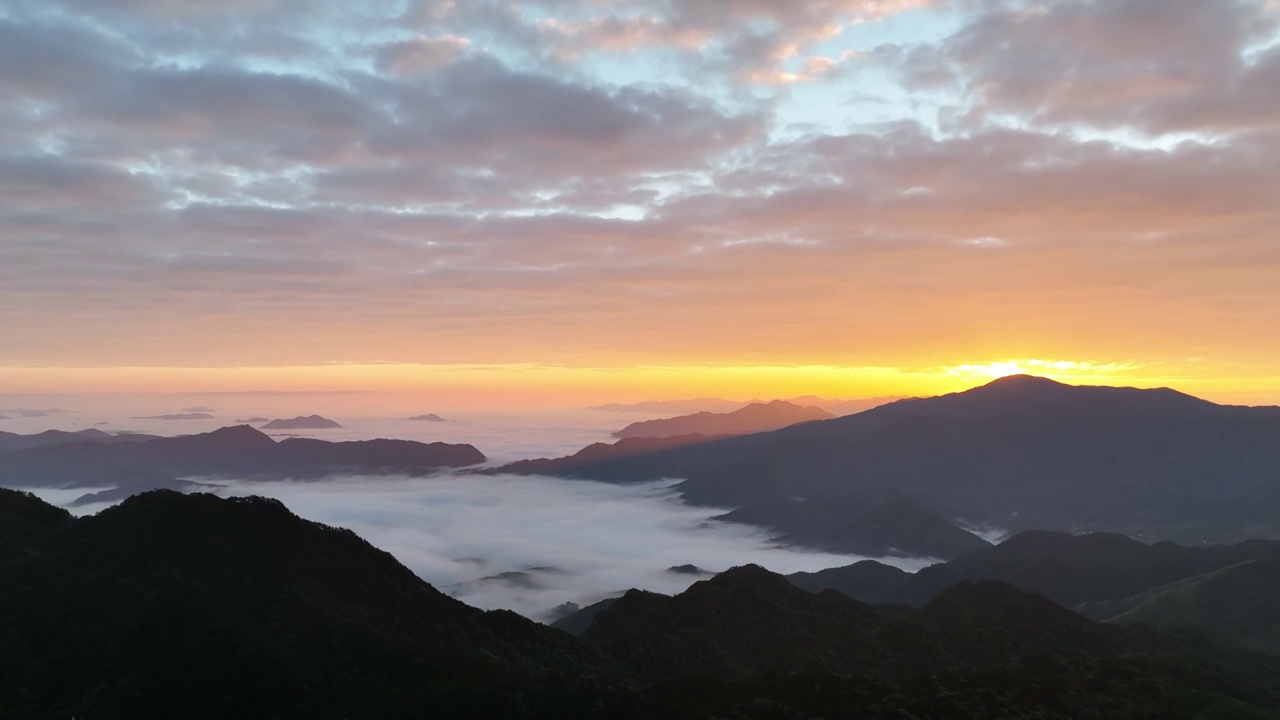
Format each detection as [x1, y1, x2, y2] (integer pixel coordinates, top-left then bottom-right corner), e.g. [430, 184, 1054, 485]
[3, 0, 1280, 406]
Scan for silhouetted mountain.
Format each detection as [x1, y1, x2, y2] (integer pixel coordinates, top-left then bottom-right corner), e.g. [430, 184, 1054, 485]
[5, 491, 1280, 718]
[788, 560, 912, 603]
[68, 470, 221, 507]
[578, 564, 932, 680]
[589, 398, 745, 414]
[590, 396, 902, 416]
[409, 413, 448, 422]
[132, 413, 215, 420]
[792, 530, 1280, 608]
[612, 400, 833, 439]
[787, 395, 904, 415]
[262, 414, 342, 429]
[0, 488, 73, 565]
[535, 377, 1280, 547]
[485, 433, 720, 476]
[0, 425, 485, 488]
[0, 428, 157, 453]
[551, 597, 620, 636]
[666, 563, 712, 576]
[0, 490, 628, 719]
[571, 564, 1280, 716]
[446, 567, 566, 597]
[716, 489, 990, 560]
[1079, 557, 1280, 654]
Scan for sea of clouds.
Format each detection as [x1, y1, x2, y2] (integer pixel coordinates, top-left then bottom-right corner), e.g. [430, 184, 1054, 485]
[9, 403, 948, 621]
[40, 473, 936, 621]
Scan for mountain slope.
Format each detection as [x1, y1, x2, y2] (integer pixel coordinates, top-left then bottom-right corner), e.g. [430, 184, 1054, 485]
[792, 530, 1280, 608]
[536, 377, 1280, 545]
[579, 564, 940, 680]
[1079, 557, 1280, 654]
[0, 490, 628, 719]
[575, 564, 1280, 718]
[611, 400, 833, 439]
[715, 490, 990, 560]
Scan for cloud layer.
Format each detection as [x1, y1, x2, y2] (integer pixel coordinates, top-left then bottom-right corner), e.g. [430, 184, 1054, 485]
[3, 0, 1279, 378]
[65, 475, 929, 620]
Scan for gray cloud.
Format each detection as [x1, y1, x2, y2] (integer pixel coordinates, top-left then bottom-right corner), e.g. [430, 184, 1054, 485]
[1, 0, 1279, 371]
[898, 0, 1280, 134]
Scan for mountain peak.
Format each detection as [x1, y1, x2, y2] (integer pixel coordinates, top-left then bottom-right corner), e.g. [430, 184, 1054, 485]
[872, 373, 1225, 421]
[979, 374, 1066, 389]
[206, 424, 276, 444]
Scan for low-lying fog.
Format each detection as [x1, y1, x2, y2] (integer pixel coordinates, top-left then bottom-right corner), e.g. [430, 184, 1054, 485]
[40, 474, 936, 621]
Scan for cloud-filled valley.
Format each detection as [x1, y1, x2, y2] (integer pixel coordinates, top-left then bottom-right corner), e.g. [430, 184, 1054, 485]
[37, 473, 931, 621]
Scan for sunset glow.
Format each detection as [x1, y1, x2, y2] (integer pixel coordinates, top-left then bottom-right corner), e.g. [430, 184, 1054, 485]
[2, 1, 1279, 407]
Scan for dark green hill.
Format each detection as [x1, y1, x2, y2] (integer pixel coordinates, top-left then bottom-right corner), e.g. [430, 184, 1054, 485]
[0, 490, 629, 720]
[1080, 557, 1280, 654]
[792, 530, 1280, 608]
[578, 565, 1280, 718]
[788, 558, 911, 602]
[580, 565, 940, 680]
[0, 488, 73, 565]
[6, 489, 1280, 719]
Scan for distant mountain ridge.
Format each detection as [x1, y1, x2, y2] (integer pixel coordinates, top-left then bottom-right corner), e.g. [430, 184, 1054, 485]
[483, 433, 721, 476]
[0, 428, 159, 452]
[591, 396, 902, 416]
[0, 424, 485, 490]
[611, 400, 834, 439]
[262, 414, 342, 429]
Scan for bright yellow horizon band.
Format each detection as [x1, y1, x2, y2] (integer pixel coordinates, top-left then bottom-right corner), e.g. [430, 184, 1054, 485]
[2, 360, 1277, 410]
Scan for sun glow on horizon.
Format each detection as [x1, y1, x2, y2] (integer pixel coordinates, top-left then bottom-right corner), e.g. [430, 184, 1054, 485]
[1, 358, 1276, 409]
[942, 359, 1146, 383]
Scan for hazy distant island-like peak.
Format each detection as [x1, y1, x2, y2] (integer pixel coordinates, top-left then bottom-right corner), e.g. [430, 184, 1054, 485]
[408, 413, 448, 422]
[235, 417, 270, 424]
[131, 413, 215, 421]
[590, 397, 745, 414]
[612, 399, 833, 439]
[262, 415, 342, 430]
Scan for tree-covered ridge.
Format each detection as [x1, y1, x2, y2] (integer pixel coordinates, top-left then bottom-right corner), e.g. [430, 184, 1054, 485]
[4, 488, 1280, 719]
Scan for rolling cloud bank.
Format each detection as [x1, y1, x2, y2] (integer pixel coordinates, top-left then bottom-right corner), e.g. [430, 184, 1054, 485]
[41, 474, 932, 620]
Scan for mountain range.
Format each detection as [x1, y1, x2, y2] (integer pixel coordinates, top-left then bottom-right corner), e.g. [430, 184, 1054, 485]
[0, 425, 486, 496]
[5, 487, 1280, 719]
[611, 400, 834, 439]
[503, 376, 1280, 549]
[591, 395, 901, 416]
